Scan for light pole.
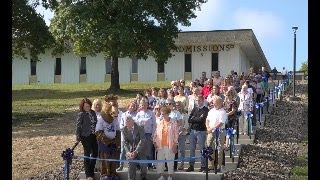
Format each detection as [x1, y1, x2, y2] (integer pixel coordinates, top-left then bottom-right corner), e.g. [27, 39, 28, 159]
[292, 27, 298, 97]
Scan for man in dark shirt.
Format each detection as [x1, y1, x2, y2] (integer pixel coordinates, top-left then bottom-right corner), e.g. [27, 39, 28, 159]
[186, 95, 209, 172]
[271, 67, 278, 82]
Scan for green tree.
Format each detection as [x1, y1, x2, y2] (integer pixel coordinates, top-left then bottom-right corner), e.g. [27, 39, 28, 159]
[12, 0, 55, 61]
[299, 60, 308, 76]
[49, 0, 207, 92]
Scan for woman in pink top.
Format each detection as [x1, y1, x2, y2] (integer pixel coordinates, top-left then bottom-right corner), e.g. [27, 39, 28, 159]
[153, 107, 179, 180]
[200, 80, 213, 99]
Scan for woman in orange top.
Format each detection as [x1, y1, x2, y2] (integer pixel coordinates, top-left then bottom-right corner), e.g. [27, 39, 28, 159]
[153, 107, 179, 180]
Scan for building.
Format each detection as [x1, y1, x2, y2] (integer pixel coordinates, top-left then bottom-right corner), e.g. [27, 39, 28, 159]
[12, 29, 271, 85]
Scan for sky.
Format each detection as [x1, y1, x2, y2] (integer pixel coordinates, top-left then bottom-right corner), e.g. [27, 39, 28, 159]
[36, 0, 308, 72]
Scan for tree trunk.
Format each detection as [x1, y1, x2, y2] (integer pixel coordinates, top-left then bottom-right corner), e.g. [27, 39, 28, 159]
[109, 56, 120, 92]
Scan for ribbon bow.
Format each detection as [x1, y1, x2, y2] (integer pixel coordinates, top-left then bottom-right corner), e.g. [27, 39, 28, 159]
[201, 146, 214, 161]
[255, 102, 264, 109]
[262, 76, 267, 82]
[246, 112, 252, 119]
[226, 128, 237, 135]
[265, 96, 270, 101]
[226, 128, 233, 137]
[233, 129, 237, 135]
[270, 89, 274, 94]
[61, 148, 74, 162]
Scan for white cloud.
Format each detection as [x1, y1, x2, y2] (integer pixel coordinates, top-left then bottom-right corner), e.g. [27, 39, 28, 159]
[232, 8, 285, 41]
[35, 5, 54, 26]
[179, 0, 223, 31]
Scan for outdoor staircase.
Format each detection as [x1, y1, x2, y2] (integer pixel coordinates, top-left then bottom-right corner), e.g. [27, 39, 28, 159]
[78, 81, 278, 180]
[79, 119, 265, 180]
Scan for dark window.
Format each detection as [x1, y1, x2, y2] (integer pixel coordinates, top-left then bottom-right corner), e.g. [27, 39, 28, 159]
[212, 53, 219, 71]
[185, 54, 192, 72]
[132, 58, 138, 73]
[105, 58, 111, 74]
[157, 61, 164, 73]
[30, 60, 37, 75]
[55, 58, 61, 75]
[80, 57, 86, 74]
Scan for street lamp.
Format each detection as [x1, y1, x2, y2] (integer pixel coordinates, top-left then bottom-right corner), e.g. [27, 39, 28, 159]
[292, 26, 298, 97]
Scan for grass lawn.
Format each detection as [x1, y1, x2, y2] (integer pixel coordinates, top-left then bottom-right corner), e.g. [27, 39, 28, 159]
[12, 81, 170, 127]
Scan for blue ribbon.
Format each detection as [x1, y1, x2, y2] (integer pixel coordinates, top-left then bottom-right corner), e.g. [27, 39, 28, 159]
[73, 154, 203, 163]
[201, 146, 214, 161]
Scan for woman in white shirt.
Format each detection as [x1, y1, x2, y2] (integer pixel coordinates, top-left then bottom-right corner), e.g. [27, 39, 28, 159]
[237, 85, 253, 135]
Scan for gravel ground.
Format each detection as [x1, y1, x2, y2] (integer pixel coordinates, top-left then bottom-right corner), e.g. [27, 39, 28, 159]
[224, 82, 308, 180]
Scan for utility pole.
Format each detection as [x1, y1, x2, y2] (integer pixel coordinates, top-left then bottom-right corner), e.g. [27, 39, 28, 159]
[292, 27, 298, 97]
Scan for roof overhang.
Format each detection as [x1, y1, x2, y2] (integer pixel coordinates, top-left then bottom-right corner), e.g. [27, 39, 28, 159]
[174, 29, 271, 71]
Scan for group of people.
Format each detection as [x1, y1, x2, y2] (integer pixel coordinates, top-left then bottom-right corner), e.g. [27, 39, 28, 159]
[75, 66, 279, 180]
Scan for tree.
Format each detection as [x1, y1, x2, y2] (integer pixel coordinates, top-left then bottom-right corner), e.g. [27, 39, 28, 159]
[12, 0, 55, 61]
[299, 60, 308, 76]
[49, 0, 207, 92]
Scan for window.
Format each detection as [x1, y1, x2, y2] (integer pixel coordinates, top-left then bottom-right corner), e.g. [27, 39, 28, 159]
[80, 57, 86, 74]
[131, 58, 138, 73]
[157, 61, 164, 73]
[30, 60, 37, 75]
[105, 58, 111, 74]
[55, 58, 61, 75]
[211, 53, 219, 71]
[184, 54, 192, 72]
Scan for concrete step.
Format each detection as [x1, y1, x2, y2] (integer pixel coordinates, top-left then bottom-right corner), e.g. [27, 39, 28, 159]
[182, 134, 255, 149]
[79, 168, 224, 180]
[179, 145, 242, 157]
[119, 160, 238, 169]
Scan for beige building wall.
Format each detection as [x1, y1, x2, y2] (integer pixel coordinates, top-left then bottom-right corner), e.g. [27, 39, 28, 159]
[165, 53, 184, 81]
[12, 58, 30, 85]
[137, 57, 157, 82]
[86, 54, 105, 83]
[61, 53, 80, 84]
[192, 51, 211, 81]
[118, 57, 131, 83]
[219, 45, 240, 78]
[37, 50, 55, 84]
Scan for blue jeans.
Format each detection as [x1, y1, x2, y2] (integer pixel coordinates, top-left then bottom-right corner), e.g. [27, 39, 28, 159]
[145, 133, 154, 167]
[119, 133, 126, 166]
[189, 130, 207, 167]
[178, 134, 187, 166]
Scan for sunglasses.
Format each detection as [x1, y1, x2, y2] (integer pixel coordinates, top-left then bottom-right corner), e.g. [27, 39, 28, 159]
[166, 103, 172, 105]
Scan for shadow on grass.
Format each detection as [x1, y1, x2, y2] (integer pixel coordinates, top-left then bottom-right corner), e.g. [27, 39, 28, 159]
[12, 111, 78, 138]
[12, 88, 143, 101]
[12, 111, 64, 127]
